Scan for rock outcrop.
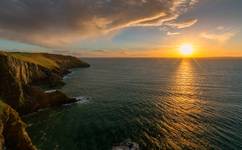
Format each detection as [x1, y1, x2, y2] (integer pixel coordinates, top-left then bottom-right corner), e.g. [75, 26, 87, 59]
[0, 51, 90, 149]
[112, 139, 140, 150]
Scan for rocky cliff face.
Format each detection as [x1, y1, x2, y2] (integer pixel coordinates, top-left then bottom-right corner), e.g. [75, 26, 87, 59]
[0, 101, 37, 150]
[0, 51, 90, 149]
[0, 53, 51, 111]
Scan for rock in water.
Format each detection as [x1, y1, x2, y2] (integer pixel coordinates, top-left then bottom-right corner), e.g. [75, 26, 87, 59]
[112, 139, 140, 150]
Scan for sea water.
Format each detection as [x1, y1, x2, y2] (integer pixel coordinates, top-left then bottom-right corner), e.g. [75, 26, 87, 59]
[25, 58, 242, 150]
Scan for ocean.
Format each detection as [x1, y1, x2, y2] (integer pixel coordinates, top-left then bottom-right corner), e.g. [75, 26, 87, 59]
[25, 58, 242, 150]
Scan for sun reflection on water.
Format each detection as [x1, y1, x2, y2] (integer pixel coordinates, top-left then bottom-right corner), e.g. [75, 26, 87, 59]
[158, 59, 209, 149]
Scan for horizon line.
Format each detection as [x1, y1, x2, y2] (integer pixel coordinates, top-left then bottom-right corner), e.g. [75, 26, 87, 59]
[79, 56, 242, 59]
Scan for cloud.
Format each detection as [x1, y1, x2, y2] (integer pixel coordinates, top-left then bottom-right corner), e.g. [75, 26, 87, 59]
[167, 31, 181, 36]
[200, 31, 237, 42]
[216, 26, 225, 30]
[165, 19, 198, 29]
[0, 0, 198, 47]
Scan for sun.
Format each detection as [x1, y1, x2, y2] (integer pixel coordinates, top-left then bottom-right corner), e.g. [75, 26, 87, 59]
[179, 44, 194, 57]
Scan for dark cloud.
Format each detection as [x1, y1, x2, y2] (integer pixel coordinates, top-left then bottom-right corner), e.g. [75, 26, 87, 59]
[0, 0, 198, 47]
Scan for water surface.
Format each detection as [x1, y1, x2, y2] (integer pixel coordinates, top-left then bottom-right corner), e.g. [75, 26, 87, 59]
[26, 58, 242, 150]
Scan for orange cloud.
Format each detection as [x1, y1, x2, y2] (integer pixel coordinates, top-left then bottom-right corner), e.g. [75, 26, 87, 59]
[165, 19, 198, 29]
[200, 31, 237, 42]
[167, 32, 181, 36]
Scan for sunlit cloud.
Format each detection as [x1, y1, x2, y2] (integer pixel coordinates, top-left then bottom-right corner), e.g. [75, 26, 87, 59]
[167, 32, 181, 36]
[200, 31, 237, 43]
[0, 0, 198, 47]
[216, 26, 225, 30]
[165, 19, 198, 29]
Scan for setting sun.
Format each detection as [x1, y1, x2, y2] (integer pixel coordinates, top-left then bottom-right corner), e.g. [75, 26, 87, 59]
[179, 44, 194, 57]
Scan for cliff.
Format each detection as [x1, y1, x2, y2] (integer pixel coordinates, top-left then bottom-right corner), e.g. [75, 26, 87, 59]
[0, 51, 89, 114]
[0, 51, 90, 149]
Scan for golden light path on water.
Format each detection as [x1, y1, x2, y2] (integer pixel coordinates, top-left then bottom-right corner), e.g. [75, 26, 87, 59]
[154, 59, 209, 149]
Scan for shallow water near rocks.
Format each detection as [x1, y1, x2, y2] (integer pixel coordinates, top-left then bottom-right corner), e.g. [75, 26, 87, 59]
[25, 58, 242, 150]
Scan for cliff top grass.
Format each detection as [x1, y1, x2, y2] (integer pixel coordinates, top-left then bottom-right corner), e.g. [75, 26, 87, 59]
[0, 51, 89, 71]
[7, 52, 59, 70]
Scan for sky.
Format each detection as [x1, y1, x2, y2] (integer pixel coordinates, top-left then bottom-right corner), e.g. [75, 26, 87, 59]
[0, 0, 242, 57]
